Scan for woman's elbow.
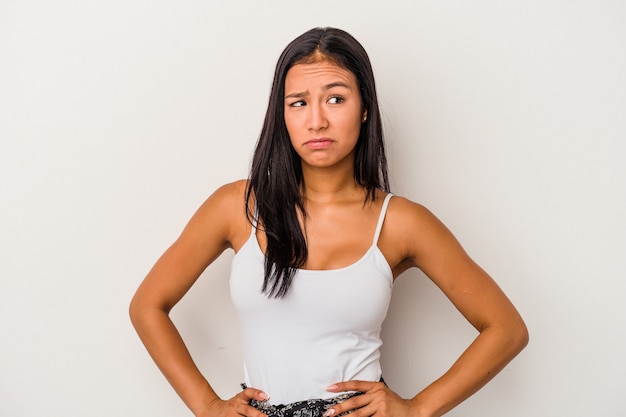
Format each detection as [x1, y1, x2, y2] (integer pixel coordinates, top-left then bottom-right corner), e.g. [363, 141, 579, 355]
[128, 294, 144, 329]
[509, 315, 530, 355]
[128, 292, 156, 330]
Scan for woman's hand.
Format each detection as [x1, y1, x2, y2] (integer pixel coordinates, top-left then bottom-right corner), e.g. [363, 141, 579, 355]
[201, 387, 270, 417]
[324, 381, 418, 417]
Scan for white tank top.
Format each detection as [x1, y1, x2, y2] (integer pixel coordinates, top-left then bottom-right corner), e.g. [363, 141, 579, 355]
[230, 194, 393, 405]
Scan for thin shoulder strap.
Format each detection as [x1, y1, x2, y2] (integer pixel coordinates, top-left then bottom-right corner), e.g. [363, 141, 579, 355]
[372, 193, 393, 245]
[250, 205, 259, 237]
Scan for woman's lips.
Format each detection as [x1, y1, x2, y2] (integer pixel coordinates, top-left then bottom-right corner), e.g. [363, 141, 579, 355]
[305, 138, 333, 149]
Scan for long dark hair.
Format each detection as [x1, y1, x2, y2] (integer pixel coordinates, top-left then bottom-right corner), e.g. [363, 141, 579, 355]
[245, 27, 389, 298]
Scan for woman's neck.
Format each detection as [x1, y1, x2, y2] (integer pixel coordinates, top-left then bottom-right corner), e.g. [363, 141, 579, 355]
[300, 162, 363, 204]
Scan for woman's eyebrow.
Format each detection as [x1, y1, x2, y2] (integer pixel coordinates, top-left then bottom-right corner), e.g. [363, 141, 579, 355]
[285, 82, 352, 99]
[285, 90, 308, 99]
[322, 81, 352, 91]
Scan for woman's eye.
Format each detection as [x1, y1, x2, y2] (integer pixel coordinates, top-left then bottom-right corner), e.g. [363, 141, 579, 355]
[328, 96, 344, 104]
[289, 100, 306, 107]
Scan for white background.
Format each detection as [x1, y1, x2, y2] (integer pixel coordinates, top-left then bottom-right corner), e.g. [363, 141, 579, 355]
[1, 1, 624, 416]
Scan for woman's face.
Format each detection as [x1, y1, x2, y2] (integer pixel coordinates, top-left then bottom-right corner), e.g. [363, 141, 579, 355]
[283, 61, 366, 170]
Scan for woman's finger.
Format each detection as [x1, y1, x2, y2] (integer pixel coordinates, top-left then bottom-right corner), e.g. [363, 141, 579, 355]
[326, 380, 382, 394]
[324, 381, 414, 417]
[239, 387, 270, 402]
[323, 393, 373, 416]
[239, 403, 268, 417]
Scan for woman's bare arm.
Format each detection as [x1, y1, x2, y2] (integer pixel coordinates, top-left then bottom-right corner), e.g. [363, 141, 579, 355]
[129, 180, 267, 417]
[397, 197, 529, 416]
[326, 197, 528, 417]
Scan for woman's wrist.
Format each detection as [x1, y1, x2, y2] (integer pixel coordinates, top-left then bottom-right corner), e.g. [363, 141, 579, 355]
[192, 397, 222, 417]
[408, 396, 441, 417]
[188, 387, 223, 417]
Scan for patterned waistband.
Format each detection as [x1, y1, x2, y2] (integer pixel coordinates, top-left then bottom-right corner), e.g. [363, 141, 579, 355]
[249, 391, 362, 417]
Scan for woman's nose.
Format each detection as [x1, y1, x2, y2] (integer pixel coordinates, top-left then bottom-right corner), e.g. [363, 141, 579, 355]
[307, 104, 328, 131]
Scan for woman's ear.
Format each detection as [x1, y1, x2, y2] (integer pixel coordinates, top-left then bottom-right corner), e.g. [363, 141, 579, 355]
[362, 111, 368, 123]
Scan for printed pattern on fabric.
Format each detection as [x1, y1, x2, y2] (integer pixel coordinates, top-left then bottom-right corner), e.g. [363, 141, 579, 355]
[250, 392, 362, 417]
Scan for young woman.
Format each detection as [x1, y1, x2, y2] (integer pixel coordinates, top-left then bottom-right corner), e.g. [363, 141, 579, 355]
[129, 27, 528, 417]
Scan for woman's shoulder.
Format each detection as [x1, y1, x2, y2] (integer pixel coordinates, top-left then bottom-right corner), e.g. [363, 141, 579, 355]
[386, 193, 436, 223]
[382, 194, 458, 274]
[213, 179, 249, 197]
[203, 179, 250, 209]
[383, 194, 450, 245]
[188, 179, 250, 229]
[178, 179, 252, 250]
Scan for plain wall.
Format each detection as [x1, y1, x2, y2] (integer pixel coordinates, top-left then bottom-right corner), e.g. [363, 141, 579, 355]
[1, 1, 624, 416]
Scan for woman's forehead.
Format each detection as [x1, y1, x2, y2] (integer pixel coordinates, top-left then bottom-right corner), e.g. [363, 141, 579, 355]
[285, 62, 357, 89]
